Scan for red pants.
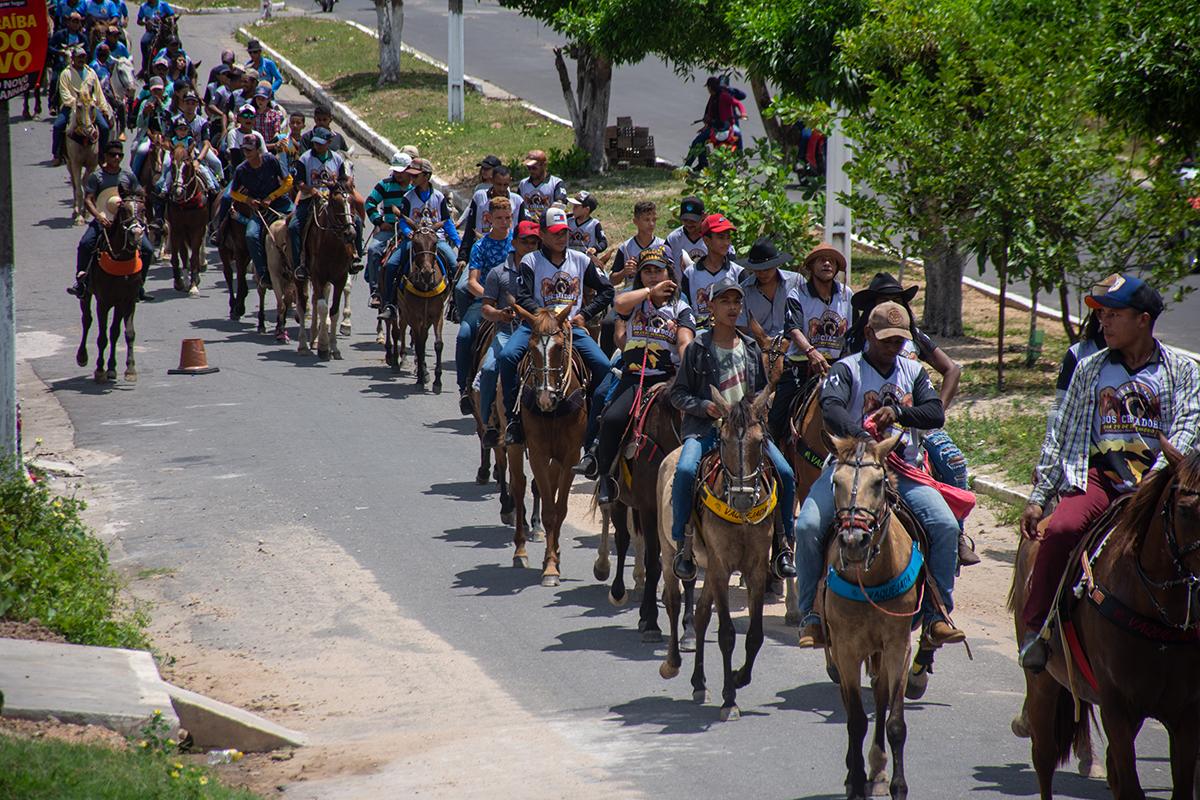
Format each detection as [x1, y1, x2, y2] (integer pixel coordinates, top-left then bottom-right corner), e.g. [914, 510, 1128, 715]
[1022, 468, 1121, 629]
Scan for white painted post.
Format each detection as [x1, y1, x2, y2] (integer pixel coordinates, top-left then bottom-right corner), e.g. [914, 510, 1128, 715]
[823, 108, 852, 286]
[447, 0, 464, 123]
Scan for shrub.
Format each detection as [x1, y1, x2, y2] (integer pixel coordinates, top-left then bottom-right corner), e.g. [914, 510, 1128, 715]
[0, 462, 148, 649]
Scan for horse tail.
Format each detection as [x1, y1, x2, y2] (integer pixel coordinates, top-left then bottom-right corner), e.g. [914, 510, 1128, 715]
[1051, 689, 1092, 768]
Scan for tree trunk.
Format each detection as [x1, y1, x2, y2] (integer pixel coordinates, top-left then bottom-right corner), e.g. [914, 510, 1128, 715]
[552, 44, 610, 173]
[995, 240, 1009, 392]
[919, 238, 966, 337]
[375, 0, 403, 85]
[1026, 269, 1040, 368]
[1058, 262, 1078, 343]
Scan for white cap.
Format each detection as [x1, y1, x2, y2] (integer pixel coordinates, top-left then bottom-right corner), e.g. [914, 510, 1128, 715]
[389, 152, 413, 173]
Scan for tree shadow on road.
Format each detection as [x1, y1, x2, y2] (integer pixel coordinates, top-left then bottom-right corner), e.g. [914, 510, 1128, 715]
[436, 524, 512, 550]
[452, 562, 541, 596]
[543, 624, 662, 662]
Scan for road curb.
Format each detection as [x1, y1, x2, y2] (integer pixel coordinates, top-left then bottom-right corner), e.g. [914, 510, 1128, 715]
[972, 476, 1028, 507]
[235, 26, 465, 209]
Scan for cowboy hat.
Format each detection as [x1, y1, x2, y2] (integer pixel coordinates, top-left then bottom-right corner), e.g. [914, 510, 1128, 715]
[802, 243, 847, 274]
[96, 187, 123, 223]
[743, 237, 792, 271]
[851, 272, 919, 312]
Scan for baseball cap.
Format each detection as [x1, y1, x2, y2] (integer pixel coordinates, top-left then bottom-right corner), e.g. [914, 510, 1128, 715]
[1084, 273, 1164, 319]
[541, 207, 569, 233]
[221, 48, 236, 64]
[181, 89, 199, 101]
[310, 126, 331, 145]
[411, 158, 433, 174]
[701, 213, 735, 236]
[566, 191, 597, 212]
[67, 11, 81, 20]
[679, 195, 705, 222]
[516, 220, 541, 238]
[246, 39, 263, 52]
[253, 85, 272, 99]
[709, 274, 744, 301]
[400, 144, 420, 158]
[524, 149, 547, 167]
[636, 246, 671, 272]
[237, 103, 256, 118]
[389, 152, 413, 173]
[148, 76, 165, 89]
[152, 56, 169, 68]
[477, 154, 502, 169]
[867, 301, 913, 340]
[214, 64, 231, 77]
[244, 68, 259, 80]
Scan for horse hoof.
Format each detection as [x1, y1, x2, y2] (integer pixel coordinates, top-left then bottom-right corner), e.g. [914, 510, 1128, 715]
[1079, 759, 1105, 779]
[76, 351, 88, 368]
[188, 286, 199, 297]
[432, 380, 443, 394]
[905, 668, 929, 701]
[719, 705, 740, 722]
[73, 215, 84, 226]
[124, 370, 138, 383]
[297, 345, 312, 355]
[174, 277, 186, 292]
[593, 560, 610, 582]
[475, 466, 490, 485]
[784, 609, 801, 626]
[339, 322, 351, 336]
[641, 628, 663, 644]
[609, 589, 629, 607]
[680, 631, 697, 653]
[375, 332, 386, 345]
[331, 350, 343, 360]
[319, 350, 331, 361]
[93, 368, 106, 383]
[659, 661, 679, 680]
[870, 779, 891, 796]
[500, 511, 514, 526]
[692, 689, 708, 705]
[541, 574, 560, 588]
[1010, 713, 1030, 739]
[513, 556, 528, 569]
[105, 369, 116, 381]
[528, 530, 545, 544]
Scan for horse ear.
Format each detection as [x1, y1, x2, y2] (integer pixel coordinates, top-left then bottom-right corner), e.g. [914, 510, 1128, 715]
[708, 386, 731, 418]
[1160, 434, 1185, 470]
[748, 317, 769, 350]
[751, 387, 773, 421]
[875, 431, 904, 461]
[821, 429, 837, 455]
[554, 304, 574, 326]
[511, 304, 536, 324]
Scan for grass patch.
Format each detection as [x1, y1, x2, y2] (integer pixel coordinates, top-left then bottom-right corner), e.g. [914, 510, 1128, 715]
[244, 18, 575, 184]
[0, 733, 260, 800]
[944, 408, 1046, 486]
[0, 463, 148, 649]
[136, 566, 177, 580]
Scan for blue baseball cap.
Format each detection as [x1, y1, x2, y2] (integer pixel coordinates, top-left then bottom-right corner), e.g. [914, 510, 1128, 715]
[310, 126, 331, 145]
[1084, 273, 1164, 319]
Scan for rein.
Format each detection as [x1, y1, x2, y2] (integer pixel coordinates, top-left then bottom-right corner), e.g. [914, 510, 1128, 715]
[99, 199, 145, 260]
[405, 225, 447, 297]
[525, 318, 576, 404]
[833, 440, 893, 573]
[1132, 482, 1200, 631]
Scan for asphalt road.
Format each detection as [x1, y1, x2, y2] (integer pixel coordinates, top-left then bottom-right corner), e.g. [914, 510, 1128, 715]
[9, 12, 1179, 798]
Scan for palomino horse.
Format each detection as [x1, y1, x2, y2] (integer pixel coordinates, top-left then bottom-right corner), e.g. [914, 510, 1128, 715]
[656, 386, 777, 722]
[511, 305, 588, 586]
[260, 219, 299, 343]
[822, 434, 920, 800]
[65, 92, 101, 225]
[385, 220, 450, 388]
[75, 196, 146, 383]
[1011, 438, 1200, 800]
[165, 145, 209, 295]
[296, 184, 355, 360]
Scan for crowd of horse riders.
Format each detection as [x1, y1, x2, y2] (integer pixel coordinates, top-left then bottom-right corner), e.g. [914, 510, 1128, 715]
[43, 2, 1200, 794]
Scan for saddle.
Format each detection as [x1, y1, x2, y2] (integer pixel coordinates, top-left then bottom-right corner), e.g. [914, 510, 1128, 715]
[96, 250, 142, 276]
[615, 382, 677, 488]
[692, 449, 780, 527]
[786, 373, 822, 466]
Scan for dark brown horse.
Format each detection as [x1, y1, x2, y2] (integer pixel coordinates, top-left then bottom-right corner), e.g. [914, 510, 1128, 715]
[385, 221, 450, 388]
[75, 196, 146, 383]
[511, 305, 588, 586]
[165, 145, 209, 295]
[216, 200, 260, 321]
[1011, 438, 1200, 800]
[296, 183, 355, 360]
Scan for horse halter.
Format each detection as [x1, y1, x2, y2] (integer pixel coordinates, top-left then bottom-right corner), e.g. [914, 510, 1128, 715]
[170, 157, 204, 204]
[101, 198, 146, 259]
[1136, 481, 1200, 630]
[716, 405, 768, 512]
[406, 221, 444, 292]
[833, 440, 892, 571]
[525, 318, 575, 406]
[761, 333, 788, 379]
[312, 182, 355, 242]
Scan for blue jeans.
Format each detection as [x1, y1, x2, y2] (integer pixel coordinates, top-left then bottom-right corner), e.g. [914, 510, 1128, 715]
[288, 196, 314, 271]
[365, 228, 396, 291]
[670, 434, 796, 543]
[477, 327, 512, 427]
[923, 429, 968, 533]
[585, 350, 624, 451]
[382, 239, 457, 306]
[793, 463, 959, 625]
[53, 108, 110, 158]
[242, 197, 294, 280]
[131, 138, 152, 185]
[454, 266, 472, 318]
[455, 301, 483, 393]
[499, 323, 610, 417]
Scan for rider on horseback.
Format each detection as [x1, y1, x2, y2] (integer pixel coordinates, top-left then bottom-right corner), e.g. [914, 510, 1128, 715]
[734, 238, 801, 431]
[244, 39, 284, 94]
[171, 90, 223, 185]
[594, 247, 696, 505]
[227, 131, 294, 284]
[363, 152, 413, 306]
[667, 274, 797, 581]
[1018, 274, 1200, 671]
[793, 301, 965, 651]
[456, 196, 515, 414]
[289, 127, 362, 282]
[98, 24, 130, 60]
[377, 158, 461, 323]
[52, 46, 113, 166]
[136, 0, 174, 72]
[498, 206, 614, 446]
[157, 115, 220, 197]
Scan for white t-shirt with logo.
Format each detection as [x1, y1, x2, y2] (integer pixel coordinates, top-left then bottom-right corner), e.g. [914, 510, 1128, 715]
[841, 351, 926, 464]
[1090, 353, 1165, 492]
[523, 248, 591, 319]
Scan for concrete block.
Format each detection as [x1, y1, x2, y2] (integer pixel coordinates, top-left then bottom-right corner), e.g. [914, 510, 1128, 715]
[166, 683, 307, 752]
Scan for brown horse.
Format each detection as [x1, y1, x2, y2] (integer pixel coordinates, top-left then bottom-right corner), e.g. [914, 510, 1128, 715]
[65, 92, 101, 225]
[296, 184, 355, 360]
[511, 305, 588, 586]
[165, 145, 209, 295]
[216, 201, 260, 321]
[656, 386, 776, 721]
[75, 196, 146, 383]
[137, 140, 168, 254]
[1010, 439, 1200, 800]
[385, 221, 450, 388]
[260, 218, 298, 343]
[820, 433, 921, 800]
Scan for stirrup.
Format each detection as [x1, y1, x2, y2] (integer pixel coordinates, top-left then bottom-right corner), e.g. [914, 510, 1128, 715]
[672, 536, 697, 581]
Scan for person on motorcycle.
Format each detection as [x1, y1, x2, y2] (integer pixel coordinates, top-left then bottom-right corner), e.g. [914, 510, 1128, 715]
[52, 46, 114, 165]
[684, 76, 743, 170]
[289, 127, 360, 282]
[228, 131, 294, 283]
[136, 0, 173, 72]
[245, 39, 284, 94]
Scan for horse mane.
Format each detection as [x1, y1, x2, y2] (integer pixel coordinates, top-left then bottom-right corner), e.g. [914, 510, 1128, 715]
[528, 308, 563, 336]
[171, 143, 189, 163]
[1120, 453, 1200, 556]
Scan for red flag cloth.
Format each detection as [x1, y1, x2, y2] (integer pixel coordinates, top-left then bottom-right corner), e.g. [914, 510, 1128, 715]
[863, 418, 977, 522]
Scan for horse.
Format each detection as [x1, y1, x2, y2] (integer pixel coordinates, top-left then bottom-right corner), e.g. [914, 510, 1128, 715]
[142, 14, 178, 78]
[217, 200, 262, 321]
[296, 183, 355, 360]
[165, 145, 209, 296]
[260, 218, 299, 343]
[510, 304, 588, 586]
[75, 196, 146, 383]
[385, 220, 450, 388]
[656, 386, 777, 722]
[64, 91, 101, 225]
[103, 56, 137, 134]
[137, 139, 168, 253]
[818, 433, 929, 799]
[1010, 438, 1200, 800]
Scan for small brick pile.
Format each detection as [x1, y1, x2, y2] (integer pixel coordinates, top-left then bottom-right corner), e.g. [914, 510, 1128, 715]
[605, 116, 656, 168]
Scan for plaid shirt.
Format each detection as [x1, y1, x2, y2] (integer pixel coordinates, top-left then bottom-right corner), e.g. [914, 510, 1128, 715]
[1030, 341, 1200, 507]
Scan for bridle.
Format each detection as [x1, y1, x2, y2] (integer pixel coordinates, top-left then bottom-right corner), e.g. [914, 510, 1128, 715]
[169, 155, 205, 205]
[523, 315, 576, 407]
[100, 198, 146, 260]
[832, 440, 893, 571]
[715, 403, 769, 513]
[407, 222, 444, 293]
[1135, 480, 1200, 630]
[761, 332, 788, 381]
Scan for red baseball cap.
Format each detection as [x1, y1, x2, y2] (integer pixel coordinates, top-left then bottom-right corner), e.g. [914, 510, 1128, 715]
[701, 213, 736, 235]
[516, 220, 541, 238]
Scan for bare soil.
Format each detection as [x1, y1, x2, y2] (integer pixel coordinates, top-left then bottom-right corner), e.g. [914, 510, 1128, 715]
[0, 619, 69, 644]
[0, 717, 129, 750]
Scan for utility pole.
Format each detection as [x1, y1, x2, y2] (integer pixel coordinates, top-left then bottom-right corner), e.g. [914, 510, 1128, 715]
[447, 0, 464, 123]
[823, 108, 852, 286]
[0, 97, 15, 459]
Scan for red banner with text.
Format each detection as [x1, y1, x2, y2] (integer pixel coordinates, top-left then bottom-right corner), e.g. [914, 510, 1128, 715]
[0, 0, 49, 101]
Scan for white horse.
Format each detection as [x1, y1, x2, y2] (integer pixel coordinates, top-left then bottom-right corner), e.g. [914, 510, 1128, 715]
[105, 57, 137, 135]
[65, 91, 101, 225]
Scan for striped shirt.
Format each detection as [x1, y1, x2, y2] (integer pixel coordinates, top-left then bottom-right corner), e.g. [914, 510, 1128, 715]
[364, 176, 409, 226]
[1030, 342, 1200, 507]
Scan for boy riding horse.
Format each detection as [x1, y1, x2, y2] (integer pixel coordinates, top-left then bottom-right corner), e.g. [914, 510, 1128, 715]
[289, 126, 361, 282]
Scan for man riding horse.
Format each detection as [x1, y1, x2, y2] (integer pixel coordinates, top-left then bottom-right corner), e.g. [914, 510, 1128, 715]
[226, 131, 294, 286]
[1018, 274, 1200, 670]
[288, 127, 361, 283]
[456, 195, 516, 414]
[52, 46, 113, 166]
[793, 301, 966, 653]
[363, 152, 413, 306]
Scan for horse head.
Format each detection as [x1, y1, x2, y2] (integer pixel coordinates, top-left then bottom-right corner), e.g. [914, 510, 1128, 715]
[70, 91, 98, 140]
[168, 144, 197, 204]
[110, 56, 136, 101]
[826, 433, 902, 567]
[709, 385, 774, 513]
[108, 194, 147, 258]
[406, 219, 443, 293]
[513, 304, 574, 413]
[748, 317, 787, 388]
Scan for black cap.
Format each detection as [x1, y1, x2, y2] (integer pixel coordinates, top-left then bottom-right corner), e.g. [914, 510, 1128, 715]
[680, 195, 704, 222]
[477, 154, 502, 169]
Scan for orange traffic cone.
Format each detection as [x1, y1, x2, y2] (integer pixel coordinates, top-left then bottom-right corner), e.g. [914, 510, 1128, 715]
[168, 338, 219, 375]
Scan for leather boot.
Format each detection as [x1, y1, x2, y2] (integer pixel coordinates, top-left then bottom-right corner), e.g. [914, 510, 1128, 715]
[922, 619, 966, 649]
[1019, 631, 1049, 672]
[958, 532, 981, 566]
[672, 536, 697, 581]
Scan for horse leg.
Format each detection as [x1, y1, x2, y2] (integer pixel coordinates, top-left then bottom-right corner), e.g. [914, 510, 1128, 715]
[713, 577, 742, 721]
[837, 654, 870, 800]
[498, 453, 515, 526]
[77, 296, 93, 368]
[431, 315, 444, 393]
[633, 522, 646, 591]
[339, 274, 352, 336]
[594, 503, 612, 584]
[329, 279, 344, 359]
[93, 303, 110, 382]
[867, 664, 892, 797]
[413, 325, 427, 386]
[733, 568, 766, 691]
[881, 643, 911, 800]
[682, 577, 698, 653]
[1166, 707, 1199, 800]
[297, 281, 311, 354]
[784, 575, 801, 625]
[476, 440, 491, 485]
[188, 234, 201, 294]
[1022, 669, 1075, 800]
[537, 460, 565, 587]
[315, 282, 331, 360]
[689, 578, 715, 705]
[122, 304, 137, 382]
[530, 480, 544, 539]
[257, 283, 267, 334]
[637, 508, 665, 644]
[105, 305, 121, 381]
[170, 224, 185, 292]
[1099, 703, 1145, 800]
[235, 260, 248, 319]
[509, 446, 528, 569]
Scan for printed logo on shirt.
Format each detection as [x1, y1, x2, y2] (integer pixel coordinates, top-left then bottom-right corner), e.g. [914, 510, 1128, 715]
[862, 383, 913, 417]
[540, 271, 579, 309]
[1097, 380, 1162, 437]
[695, 286, 713, 318]
[568, 228, 591, 250]
[807, 310, 849, 352]
[525, 192, 551, 217]
[687, 245, 706, 262]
